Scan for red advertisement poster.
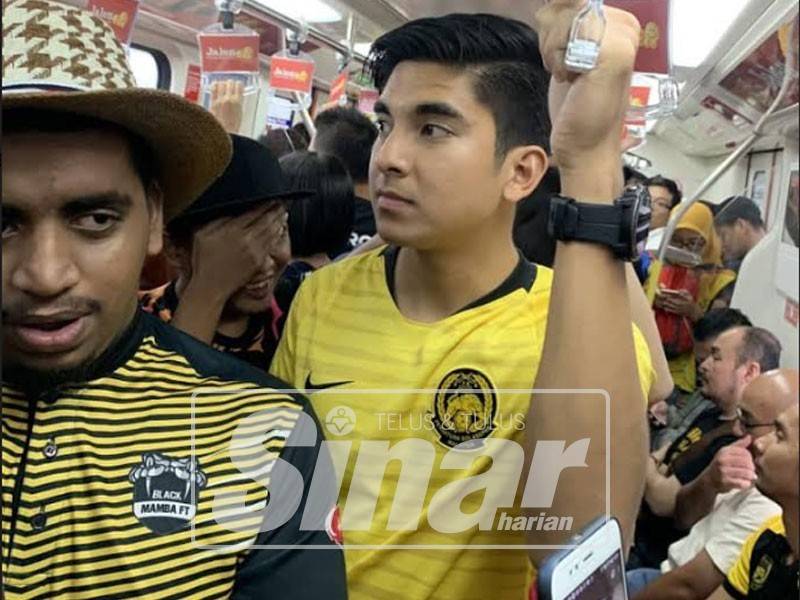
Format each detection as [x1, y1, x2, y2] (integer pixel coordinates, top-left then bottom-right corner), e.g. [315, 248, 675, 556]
[626, 85, 651, 126]
[719, 20, 800, 113]
[198, 33, 260, 73]
[606, 0, 670, 74]
[184, 64, 201, 103]
[358, 89, 379, 116]
[269, 56, 315, 94]
[87, 0, 140, 45]
[329, 71, 349, 105]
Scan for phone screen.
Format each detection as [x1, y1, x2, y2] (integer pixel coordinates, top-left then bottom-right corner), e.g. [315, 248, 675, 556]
[563, 550, 626, 600]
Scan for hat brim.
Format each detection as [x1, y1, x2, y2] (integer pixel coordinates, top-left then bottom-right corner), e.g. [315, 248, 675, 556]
[3, 88, 232, 221]
[168, 188, 314, 227]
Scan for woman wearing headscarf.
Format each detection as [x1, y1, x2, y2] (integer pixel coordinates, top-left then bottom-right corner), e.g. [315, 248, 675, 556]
[645, 202, 738, 392]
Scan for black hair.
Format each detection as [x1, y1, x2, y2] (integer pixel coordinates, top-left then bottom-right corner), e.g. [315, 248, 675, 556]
[313, 107, 377, 183]
[513, 166, 561, 266]
[715, 196, 765, 229]
[693, 308, 753, 343]
[623, 166, 647, 185]
[3, 108, 158, 191]
[646, 175, 682, 208]
[279, 151, 355, 258]
[366, 13, 551, 158]
[258, 128, 308, 159]
[292, 122, 312, 147]
[738, 327, 782, 372]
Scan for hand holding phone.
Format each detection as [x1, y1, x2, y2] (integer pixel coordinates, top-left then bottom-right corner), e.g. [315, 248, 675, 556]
[537, 517, 628, 600]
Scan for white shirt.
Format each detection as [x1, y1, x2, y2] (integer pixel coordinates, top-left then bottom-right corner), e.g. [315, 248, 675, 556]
[646, 227, 665, 252]
[661, 487, 781, 575]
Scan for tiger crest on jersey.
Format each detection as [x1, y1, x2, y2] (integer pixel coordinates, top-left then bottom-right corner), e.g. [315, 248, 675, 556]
[432, 368, 498, 449]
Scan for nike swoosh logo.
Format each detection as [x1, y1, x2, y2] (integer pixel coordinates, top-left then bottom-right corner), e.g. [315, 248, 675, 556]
[304, 374, 353, 392]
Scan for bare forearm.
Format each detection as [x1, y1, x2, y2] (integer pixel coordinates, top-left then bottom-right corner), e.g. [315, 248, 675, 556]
[644, 459, 680, 517]
[675, 470, 718, 530]
[634, 551, 724, 600]
[170, 278, 228, 344]
[527, 167, 647, 564]
[627, 265, 674, 405]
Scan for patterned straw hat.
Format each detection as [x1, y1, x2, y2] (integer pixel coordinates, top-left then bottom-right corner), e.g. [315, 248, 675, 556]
[2, 0, 233, 220]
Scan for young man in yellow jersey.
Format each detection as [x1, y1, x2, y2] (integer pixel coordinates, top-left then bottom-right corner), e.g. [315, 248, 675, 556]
[272, 3, 653, 599]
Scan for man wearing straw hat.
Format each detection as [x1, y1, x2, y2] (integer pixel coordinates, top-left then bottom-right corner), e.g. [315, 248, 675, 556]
[1, 1, 347, 598]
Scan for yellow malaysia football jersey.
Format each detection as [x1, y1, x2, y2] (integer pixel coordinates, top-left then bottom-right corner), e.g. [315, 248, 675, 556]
[271, 246, 655, 600]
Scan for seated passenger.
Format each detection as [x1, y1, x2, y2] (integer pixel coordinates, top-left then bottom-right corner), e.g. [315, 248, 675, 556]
[627, 370, 797, 599]
[311, 107, 378, 249]
[631, 327, 781, 569]
[646, 175, 683, 251]
[652, 308, 753, 451]
[274, 151, 356, 311]
[647, 202, 738, 392]
[1, 1, 346, 597]
[140, 134, 309, 370]
[714, 196, 767, 272]
[705, 398, 800, 599]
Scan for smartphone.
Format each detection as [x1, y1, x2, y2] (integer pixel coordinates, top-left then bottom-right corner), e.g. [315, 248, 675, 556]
[663, 245, 702, 267]
[537, 517, 627, 600]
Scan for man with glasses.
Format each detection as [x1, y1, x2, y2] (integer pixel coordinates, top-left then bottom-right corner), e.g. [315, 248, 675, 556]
[707, 370, 799, 600]
[627, 369, 797, 599]
[646, 175, 682, 251]
[633, 326, 782, 570]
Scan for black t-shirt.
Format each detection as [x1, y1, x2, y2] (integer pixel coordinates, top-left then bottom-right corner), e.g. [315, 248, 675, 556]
[629, 407, 739, 569]
[664, 407, 739, 484]
[349, 197, 376, 249]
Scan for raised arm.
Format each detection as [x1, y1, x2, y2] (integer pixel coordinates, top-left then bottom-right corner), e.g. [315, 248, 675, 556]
[527, 2, 647, 564]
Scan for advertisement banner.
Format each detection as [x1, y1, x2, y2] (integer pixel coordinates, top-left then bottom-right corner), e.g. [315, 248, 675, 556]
[184, 64, 201, 103]
[357, 88, 379, 116]
[199, 33, 260, 73]
[329, 70, 349, 105]
[87, 0, 140, 45]
[269, 55, 315, 94]
[626, 85, 651, 126]
[606, 0, 670, 74]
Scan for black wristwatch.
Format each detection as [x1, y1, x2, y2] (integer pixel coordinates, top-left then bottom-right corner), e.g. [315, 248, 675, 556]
[548, 185, 652, 261]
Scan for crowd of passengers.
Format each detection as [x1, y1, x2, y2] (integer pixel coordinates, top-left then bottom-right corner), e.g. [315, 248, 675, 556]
[2, 1, 797, 599]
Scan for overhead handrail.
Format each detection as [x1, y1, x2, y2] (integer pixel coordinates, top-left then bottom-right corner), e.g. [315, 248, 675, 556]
[657, 16, 799, 262]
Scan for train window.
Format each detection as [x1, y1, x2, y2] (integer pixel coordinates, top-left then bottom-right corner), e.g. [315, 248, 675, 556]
[129, 45, 172, 91]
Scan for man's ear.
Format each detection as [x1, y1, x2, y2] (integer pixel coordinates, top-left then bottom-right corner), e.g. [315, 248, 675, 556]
[743, 361, 762, 385]
[501, 145, 550, 205]
[146, 182, 165, 257]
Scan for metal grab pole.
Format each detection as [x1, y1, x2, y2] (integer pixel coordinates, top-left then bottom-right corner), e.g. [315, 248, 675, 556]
[292, 91, 317, 139]
[657, 18, 798, 262]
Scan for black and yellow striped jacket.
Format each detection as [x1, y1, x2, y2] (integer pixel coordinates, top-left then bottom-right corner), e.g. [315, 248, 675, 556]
[2, 310, 346, 599]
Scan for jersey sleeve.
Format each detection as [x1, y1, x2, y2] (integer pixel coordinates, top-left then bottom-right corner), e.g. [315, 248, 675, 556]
[706, 493, 781, 574]
[270, 276, 311, 390]
[231, 403, 347, 600]
[632, 324, 656, 404]
[722, 516, 782, 599]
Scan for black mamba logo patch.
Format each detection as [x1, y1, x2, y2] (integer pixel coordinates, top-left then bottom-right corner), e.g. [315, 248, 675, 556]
[129, 453, 207, 535]
[432, 368, 497, 449]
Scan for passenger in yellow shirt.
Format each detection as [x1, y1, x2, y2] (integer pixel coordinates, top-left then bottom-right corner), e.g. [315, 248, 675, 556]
[273, 4, 653, 599]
